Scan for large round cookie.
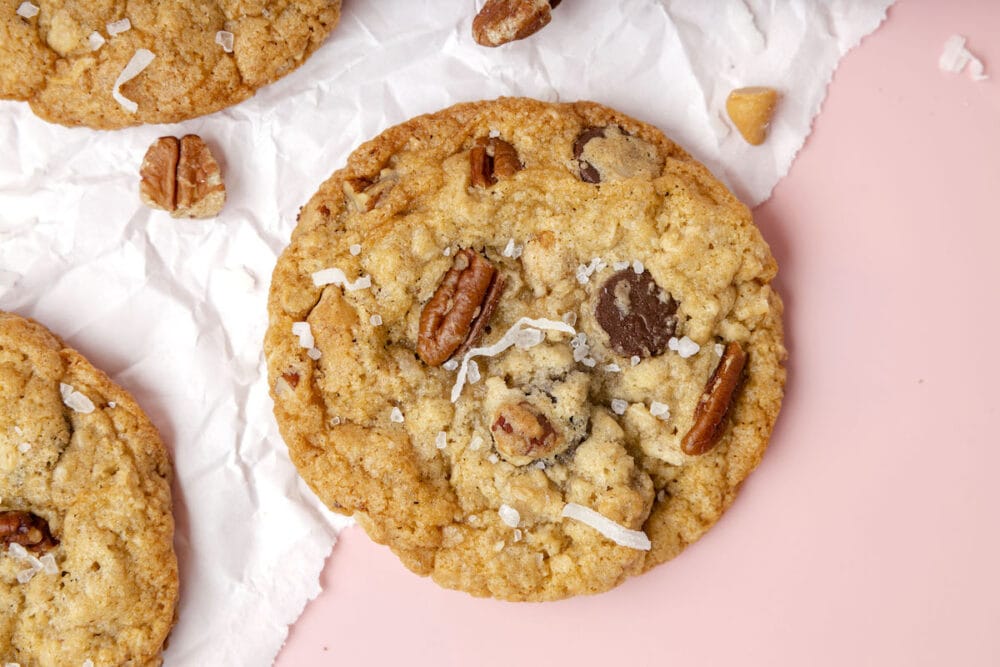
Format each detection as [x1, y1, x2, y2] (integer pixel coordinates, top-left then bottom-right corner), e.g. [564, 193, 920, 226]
[0, 0, 341, 129]
[266, 98, 786, 601]
[0, 312, 177, 665]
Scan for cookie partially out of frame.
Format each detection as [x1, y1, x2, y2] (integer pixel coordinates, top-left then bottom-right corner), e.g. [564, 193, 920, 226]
[266, 97, 786, 601]
[0, 0, 341, 129]
[0, 311, 177, 665]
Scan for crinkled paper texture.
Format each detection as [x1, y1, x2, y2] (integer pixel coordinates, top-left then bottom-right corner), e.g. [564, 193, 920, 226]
[0, 1, 892, 664]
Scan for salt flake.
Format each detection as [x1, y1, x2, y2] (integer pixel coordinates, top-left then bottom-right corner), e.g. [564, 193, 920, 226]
[649, 401, 671, 420]
[16, 2, 38, 18]
[60, 383, 95, 414]
[215, 30, 234, 53]
[498, 504, 520, 527]
[610, 399, 628, 415]
[106, 18, 131, 35]
[389, 407, 404, 423]
[87, 31, 105, 51]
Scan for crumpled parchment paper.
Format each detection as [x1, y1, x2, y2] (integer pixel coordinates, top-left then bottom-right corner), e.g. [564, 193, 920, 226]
[0, 1, 893, 664]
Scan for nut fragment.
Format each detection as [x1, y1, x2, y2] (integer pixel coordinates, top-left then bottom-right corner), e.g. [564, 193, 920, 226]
[573, 125, 662, 183]
[470, 136, 522, 187]
[343, 169, 399, 212]
[139, 134, 225, 218]
[725, 87, 779, 145]
[682, 341, 747, 455]
[473, 0, 559, 47]
[595, 269, 679, 358]
[491, 401, 563, 464]
[0, 511, 58, 553]
[418, 249, 504, 366]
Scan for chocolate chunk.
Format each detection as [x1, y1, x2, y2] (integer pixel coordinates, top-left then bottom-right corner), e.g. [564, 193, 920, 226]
[573, 127, 606, 183]
[594, 269, 678, 358]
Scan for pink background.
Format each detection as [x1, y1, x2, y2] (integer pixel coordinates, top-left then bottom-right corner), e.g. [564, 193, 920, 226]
[277, 2, 1000, 665]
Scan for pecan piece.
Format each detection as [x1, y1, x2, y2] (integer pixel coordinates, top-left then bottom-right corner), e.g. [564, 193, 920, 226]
[491, 401, 563, 464]
[140, 134, 225, 218]
[343, 169, 399, 212]
[681, 342, 747, 455]
[417, 249, 504, 366]
[470, 136, 522, 187]
[0, 511, 58, 553]
[473, 0, 559, 47]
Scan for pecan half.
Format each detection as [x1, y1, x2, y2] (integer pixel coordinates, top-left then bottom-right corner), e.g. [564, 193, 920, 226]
[470, 136, 522, 187]
[0, 511, 58, 553]
[140, 134, 225, 218]
[491, 401, 563, 463]
[681, 342, 747, 455]
[417, 249, 504, 366]
[473, 0, 559, 47]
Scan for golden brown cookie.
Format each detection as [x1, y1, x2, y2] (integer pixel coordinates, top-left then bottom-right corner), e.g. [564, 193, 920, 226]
[0, 0, 341, 129]
[0, 311, 178, 665]
[265, 98, 786, 601]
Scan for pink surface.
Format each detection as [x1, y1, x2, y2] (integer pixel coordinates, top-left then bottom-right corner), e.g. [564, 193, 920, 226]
[277, 2, 1000, 665]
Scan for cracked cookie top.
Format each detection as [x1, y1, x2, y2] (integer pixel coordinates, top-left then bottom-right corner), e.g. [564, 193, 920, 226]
[266, 97, 786, 601]
[0, 0, 341, 128]
[0, 311, 177, 665]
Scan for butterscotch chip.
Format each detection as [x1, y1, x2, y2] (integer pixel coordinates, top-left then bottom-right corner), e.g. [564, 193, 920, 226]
[266, 98, 786, 601]
[0, 1, 342, 129]
[0, 311, 177, 664]
[726, 86, 780, 145]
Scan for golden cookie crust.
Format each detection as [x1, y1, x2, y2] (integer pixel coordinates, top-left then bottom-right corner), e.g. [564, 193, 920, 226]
[0, 0, 341, 129]
[266, 98, 786, 601]
[0, 311, 177, 665]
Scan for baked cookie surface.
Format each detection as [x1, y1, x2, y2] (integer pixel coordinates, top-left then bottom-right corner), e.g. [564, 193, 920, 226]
[266, 98, 786, 601]
[0, 0, 341, 129]
[0, 312, 177, 665]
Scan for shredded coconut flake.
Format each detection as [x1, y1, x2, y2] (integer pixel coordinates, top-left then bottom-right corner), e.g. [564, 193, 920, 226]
[561, 502, 651, 550]
[369, 314, 383, 326]
[349, 243, 362, 256]
[87, 31, 105, 51]
[106, 18, 131, 35]
[610, 399, 628, 415]
[442, 359, 459, 371]
[604, 363, 621, 373]
[451, 317, 575, 402]
[435, 431, 447, 450]
[498, 504, 520, 527]
[112, 48, 155, 113]
[291, 321, 314, 349]
[502, 239, 523, 259]
[15, 2, 38, 18]
[649, 401, 671, 420]
[215, 29, 234, 53]
[311, 267, 372, 291]
[59, 383, 95, 414]
[389, 407, 404, 423]
[669, 335, 701, 358]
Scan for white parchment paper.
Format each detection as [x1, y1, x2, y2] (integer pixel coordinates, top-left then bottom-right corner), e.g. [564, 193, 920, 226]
[0, 1, 893, 664]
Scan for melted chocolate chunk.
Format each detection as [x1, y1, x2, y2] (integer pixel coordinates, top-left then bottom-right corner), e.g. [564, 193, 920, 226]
[573, 126, 607, 183]
[595, 269, 678, 358]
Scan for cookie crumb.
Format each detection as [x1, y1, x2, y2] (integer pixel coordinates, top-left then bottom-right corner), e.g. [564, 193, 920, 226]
[726, 87, 780, 145]
[610, 399, 628, 415]
[106, 18, 131, 35]
[215, 30, 235, 53]
[389, 407, 404, 423]
[498, 504, 520, 527]
[15, 2, 38, 18]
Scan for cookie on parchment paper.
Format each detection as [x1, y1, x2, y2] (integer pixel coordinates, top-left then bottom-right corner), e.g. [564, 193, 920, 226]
[0, 311, 177, 665]
[266, 97, 786, 601]
[0, 0, 341, 129]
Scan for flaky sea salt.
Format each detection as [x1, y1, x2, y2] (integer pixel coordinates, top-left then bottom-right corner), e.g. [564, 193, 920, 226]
[291, 322, 314, 349]
[215, 30, 234, 53]
[575, 257, 606, 284]
[561, 503, 651, 550]
[632, 259, 644, 274]
[15, 2, 38, 18]
[532, 460, 546, 470]
[389, 407, 404, 423]
[443, 247, 452, 256]
[17, 442, 30, 453]
[112, 49, 155, 113]
[610, 399, 628, 415]
[604, 363, 621, 373]
[442, 359, 459, 371]
[349, 243, 362, 256]
[106, 18, 131, 35]
[570, 332, 591, 362]
[613, 260, 630, 271]
[467, 360, 481, 384]
[488, 128, 501, 138]
[87, 31, 105, 51]
[581, 357, 597, 368]
[311, 267, 371, 291]
[60, 383, 95, 414]
[469, 435, 483, 451]
[650, 401, 671, 420]
[498, 504, 520, 527]
[487, 453, 499, 463]
[502, 239, 523, 259]
[511, 328, 544, 349]
[82, 660, 95, 667]
[513, 529, 523, 542]
[630, 355, 640, 367]
[669, 335, 701, 358]
[493, 540, 505, 552]
[435, 431, 447, 450]
[108, 401, 117, 408]
[561, 311, 577, 327]
[306, 347, 322, 360]
[369, 314, 383, 326]
[330, 416, 342, 426]
[39, 553, 57, 575]
[714, 343, 725, 356]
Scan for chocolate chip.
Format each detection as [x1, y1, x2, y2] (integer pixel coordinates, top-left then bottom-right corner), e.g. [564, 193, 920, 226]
[573, 126, 606, 183]
[594, 269, 678, 358]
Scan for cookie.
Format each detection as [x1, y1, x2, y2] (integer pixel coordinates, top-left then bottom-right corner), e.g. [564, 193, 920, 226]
[0, 0, 341, 129]
[266, 98, 786, 601]
[1, 311, 177, 665]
